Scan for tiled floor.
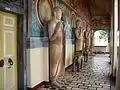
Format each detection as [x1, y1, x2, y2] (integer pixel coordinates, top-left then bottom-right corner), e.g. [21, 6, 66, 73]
[40, 54, 115, 90]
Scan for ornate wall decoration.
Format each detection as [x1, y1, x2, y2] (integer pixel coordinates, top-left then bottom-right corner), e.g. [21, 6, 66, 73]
[92, 16, 110, 29]
[0, 0, 23, 8]
[63, 0, 81, 13]
[29, 0, 43, 37]
[34, 0, 54, 27]
[28, 0, 91, 38]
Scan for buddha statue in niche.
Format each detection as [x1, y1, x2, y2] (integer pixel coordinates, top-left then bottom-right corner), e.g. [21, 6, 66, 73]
[48, 7, 65, 84]
[75, 19, 85, 52]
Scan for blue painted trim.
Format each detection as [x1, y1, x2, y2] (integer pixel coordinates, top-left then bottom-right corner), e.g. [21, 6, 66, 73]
[70, 38, 75, 45]
[26, 37, 75, 49]
[66, 39, 72, 44]
[22, 0, 27, 90]
[26, 37, 48, 48]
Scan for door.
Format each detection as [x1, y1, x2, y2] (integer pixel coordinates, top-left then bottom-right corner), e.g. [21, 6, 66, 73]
[0, 11, 17, 90]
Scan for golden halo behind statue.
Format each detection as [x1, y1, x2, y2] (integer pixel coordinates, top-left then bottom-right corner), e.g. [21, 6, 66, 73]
[35, 0, 54, 27]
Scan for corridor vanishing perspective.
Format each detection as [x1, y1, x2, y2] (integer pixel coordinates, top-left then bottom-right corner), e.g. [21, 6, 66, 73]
[1, 0, 120, 90]
[40, 54, 111, 90]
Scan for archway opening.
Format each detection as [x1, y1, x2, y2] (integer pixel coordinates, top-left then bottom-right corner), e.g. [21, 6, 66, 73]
[94, 30, 108, 46]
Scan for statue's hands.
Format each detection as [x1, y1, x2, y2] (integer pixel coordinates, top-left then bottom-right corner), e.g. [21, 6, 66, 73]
[57, 22, 61, 27]
[58, 21, 63, 28]
[55, 21, 62, 32]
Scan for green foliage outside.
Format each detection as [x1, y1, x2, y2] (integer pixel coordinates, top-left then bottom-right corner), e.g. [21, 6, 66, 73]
[99, 30, 107, 41]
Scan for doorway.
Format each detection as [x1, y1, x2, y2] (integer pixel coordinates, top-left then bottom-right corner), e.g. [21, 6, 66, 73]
[0, 10, 26, 90]
[93, 29, 110, 53]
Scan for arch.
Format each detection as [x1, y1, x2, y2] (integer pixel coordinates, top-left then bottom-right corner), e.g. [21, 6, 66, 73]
[93, 29, 110, 42]
[93, 29, 109, 46]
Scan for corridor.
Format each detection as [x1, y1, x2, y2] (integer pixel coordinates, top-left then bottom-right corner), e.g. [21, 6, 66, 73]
[1, 0, 120, 90]
[40, 54, 113, 90]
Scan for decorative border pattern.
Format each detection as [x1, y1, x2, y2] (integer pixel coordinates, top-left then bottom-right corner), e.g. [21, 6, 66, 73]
[26, 37, 74, 49]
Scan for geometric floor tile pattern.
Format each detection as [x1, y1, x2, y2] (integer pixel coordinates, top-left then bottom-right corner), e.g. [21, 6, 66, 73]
[39, 54, 114, 90]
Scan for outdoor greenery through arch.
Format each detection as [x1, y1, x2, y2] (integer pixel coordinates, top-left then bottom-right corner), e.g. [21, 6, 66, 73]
[99, 30, 107, 41]
[94, 30, 108, 46]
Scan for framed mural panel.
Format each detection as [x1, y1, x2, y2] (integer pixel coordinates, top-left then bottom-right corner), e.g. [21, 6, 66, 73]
[34, 0, 54, 27]
[29, 0, 54, 37]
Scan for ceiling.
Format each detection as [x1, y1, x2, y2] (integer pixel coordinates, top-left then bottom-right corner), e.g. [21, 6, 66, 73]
[85, 0, 112, 16]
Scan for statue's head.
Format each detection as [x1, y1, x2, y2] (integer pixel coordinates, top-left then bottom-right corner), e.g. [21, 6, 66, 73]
[53, 7, 62, 20]
[61, 12, 67, 22]
[76, 19, 81, 28]
[86, 24, 90, 32]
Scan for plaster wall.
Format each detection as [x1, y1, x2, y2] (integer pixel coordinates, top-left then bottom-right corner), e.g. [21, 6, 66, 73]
[27, 44, 74, 87]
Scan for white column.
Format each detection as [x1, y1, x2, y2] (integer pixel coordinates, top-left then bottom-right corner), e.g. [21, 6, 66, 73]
[113, 0, 118, 77]
[116, 0, 120, 89]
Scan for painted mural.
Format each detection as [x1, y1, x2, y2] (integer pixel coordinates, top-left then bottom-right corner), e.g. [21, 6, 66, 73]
[92, 16, 110, 29]
[29, 0, 72, 38]
[34, 0, 54, 27]
[29, 0, 44, 37]
[28, 0, 91, 42]
[61, 0, 81, 13]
